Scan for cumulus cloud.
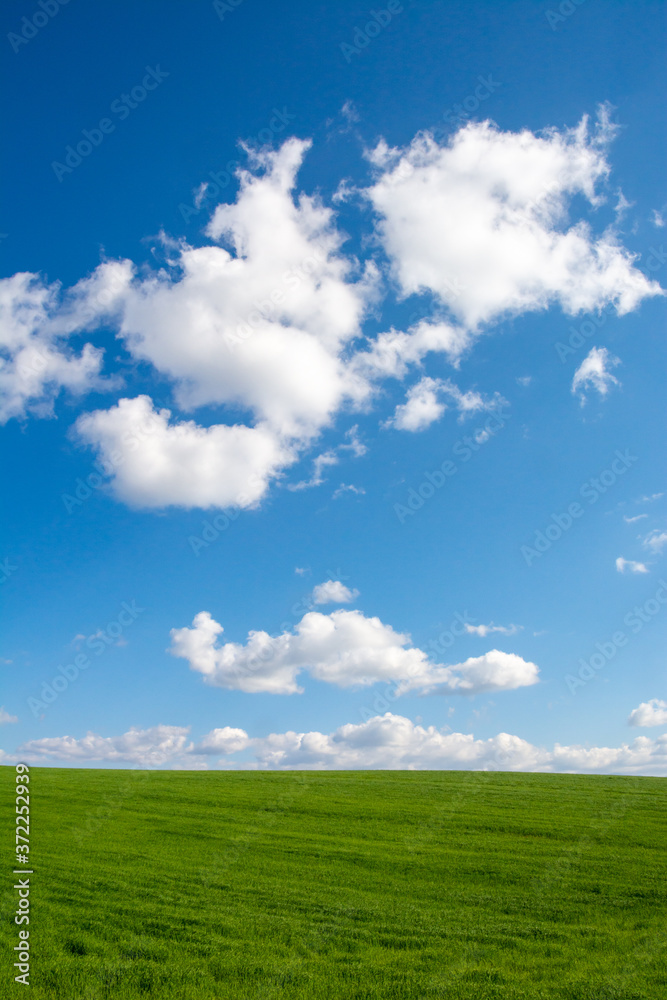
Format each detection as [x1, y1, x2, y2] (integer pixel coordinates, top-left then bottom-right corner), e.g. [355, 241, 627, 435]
[11, 141, 377, 508]
[0, 706, 18, 724]
[190, 727, 250, 754]
[2, 120, 661, 513]
[18, 716, 667, 774]
[18, 725, 191, 766]
[237, 716, 667, 773]
[615, 557, 649, 574]
[311, 580, 360, 604]
[366, 111, 662, 332]
[628, 699, 667, 728]
[169, 608, 539, 696]
[572, 346, 621, 401]
[118, 139, 376, 435]
[74, 395, 294, 509]
[464, 622, 521, 637]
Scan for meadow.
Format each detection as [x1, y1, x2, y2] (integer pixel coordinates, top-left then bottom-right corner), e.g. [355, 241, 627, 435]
[1, 767, 666, 998]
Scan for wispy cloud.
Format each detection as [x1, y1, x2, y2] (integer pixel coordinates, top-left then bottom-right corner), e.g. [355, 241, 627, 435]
[615, 557, 649, 574]
[464, 622, 522, 637]
[572, 346, 621, 402]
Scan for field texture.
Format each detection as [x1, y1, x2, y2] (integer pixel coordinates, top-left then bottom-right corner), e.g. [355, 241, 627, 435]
[1, 767, 666, 998]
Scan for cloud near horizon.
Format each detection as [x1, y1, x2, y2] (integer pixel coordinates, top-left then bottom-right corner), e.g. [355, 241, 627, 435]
[15, 714, 667, 774]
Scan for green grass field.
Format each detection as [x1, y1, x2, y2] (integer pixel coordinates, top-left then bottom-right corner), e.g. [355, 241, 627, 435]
[2, 767, 666, 998]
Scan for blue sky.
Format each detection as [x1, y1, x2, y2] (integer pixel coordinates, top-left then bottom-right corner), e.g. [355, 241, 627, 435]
[1, 0, 666, 772]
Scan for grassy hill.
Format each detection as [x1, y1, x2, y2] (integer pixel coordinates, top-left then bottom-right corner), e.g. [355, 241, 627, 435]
[2, 767, 666, 998]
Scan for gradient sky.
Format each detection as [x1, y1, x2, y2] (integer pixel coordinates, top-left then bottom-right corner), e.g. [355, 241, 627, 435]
[1, 0, 666, 773]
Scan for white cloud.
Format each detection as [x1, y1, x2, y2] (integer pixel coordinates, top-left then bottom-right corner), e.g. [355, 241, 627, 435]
[17, 715, 667, 774]
[643, 530, 667, 554]
[75, 395, 294, 509]
[311, 580, 359, 604]
[440, 381, 506, 417]
[572, 346, 621, 401]
[516, 376, 532, 387]
[18, 140, 377, 508]
[624, 514, 647, 524]
[384, 376, 507, 432]
[3, 123, 661, 514]
[119, 139, 377, 437]
[366, 110, 662, 332]
[191, 727, 250, 754]
[332, 483, 365, 499]
[616, 556, 649, 574]
[19, 725, 191, 765]
[384, 376, 445, 431]
[219, 717, 667, 774]
[353, 319, 472, 379]
[0, 266, 129, 424]
[464, 622, 521, 637]
[628, 699, 667, 727]
[0, 706, 18, 724]
[169, 608, 539, 696]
